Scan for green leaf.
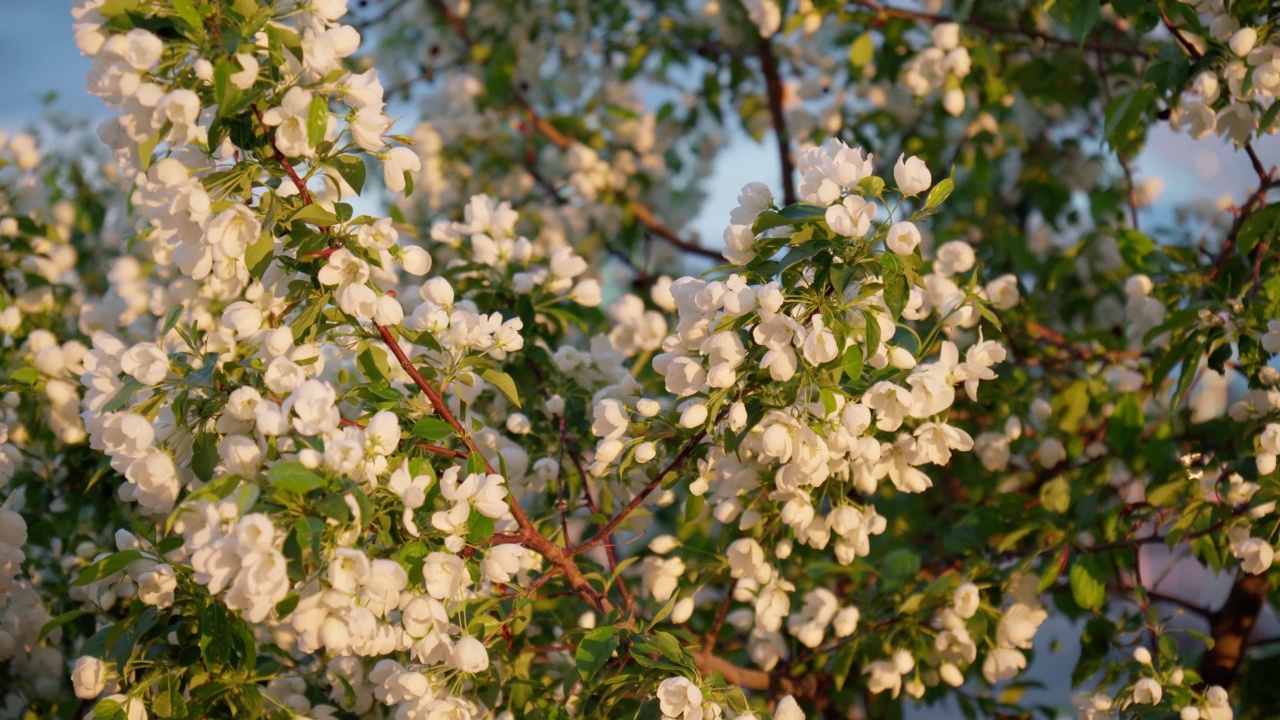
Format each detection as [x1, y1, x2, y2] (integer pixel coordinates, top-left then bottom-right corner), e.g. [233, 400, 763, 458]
[1040, 477, 1071, 514]
[200, 602, 232, 667]
[170, 0, 201, 29]
[94, 698, 125, 720]
[9, 367, 38, 385]
[331, 155, 366, 194]
[357, 344, 393, 382]
[881, 254, 907, 321]
[411, 417, 455, 441]
[467, 451, 488, 476]
[291, 292, 331, 343]
[103, 377, 145, 413]
[1237, 204, 1280, 256]
[307, 94, 328, 149]
[39, 609, 87, 641]
[1115, 229, 1156, 270]
[74, 550, 144, 586]
[832, 642, 857, 691]
[1058, 0, 1101, 45]
[1103, 87, 1155, 155]
[576, 627, 621, 680]
[862, 309, 881, 354]
[212, 60, 243, 120]
[1069, 554, 1107, 610]
[1107, 394, 1145, 451]
[849, 32, 874, 69]
[183, 473, 243, 505]
[291, 204, 338, 228]
[245, 230, 274, 280]
[881, 548, 921, 582]
[841, 345, 864, 381]
[923, 174, 954, 209]
[268, 461, 325, 494]
[481, 368, 522, 408]
[315, 493, 351, 522]
[466, 511, 496, 544]
[152, 672, 187, 719]
[191, 432, 218, 483]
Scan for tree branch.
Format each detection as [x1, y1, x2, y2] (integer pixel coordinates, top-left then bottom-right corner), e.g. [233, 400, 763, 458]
[253, 107, 614, 614]
[569, 429, 707, 555]
[757, 37, 796, 206]
[1200, 572, 1271, 689]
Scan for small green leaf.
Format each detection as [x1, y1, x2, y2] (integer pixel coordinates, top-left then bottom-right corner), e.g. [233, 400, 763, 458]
[9, 367, 39, 385]
[307, 94, 328, 149]
[191, 433, 218, 483]
[842, 345, 864, 381]
[832, 642, 857, 691]
[200, 602, 232, 667]
[74, 550, 144, 586]
[466, 510, 495, 544]
[39, 609, 87, 641]
[1237, 204, 1280, 256]
[212, 60, 243, 119]
[923, 175, 954, 209]
[1040, 477, 1071, 514]
[576, 627, 621, 680]
[170, 0, 202, 30]
[467, 451, 488, 476]
[881, 254, 907, 321]
[411, 417, 454, 441]
[184, 473, 243, 505]
[1069, 555, 1107, 610]
[357, 344, 393, 382]
[331, 155, 366, 194]
[245, 230, 274, 280]
[315, 493, 351, 522]
[1059, 0, 1101, 45]
[849, 32, 875, 69]
[291, 204, 338, 228]
[480, 369, 522, 408]
[103, 377, 145, 413]
[268, 461, 325, 494]
[881, 548, 921, 582]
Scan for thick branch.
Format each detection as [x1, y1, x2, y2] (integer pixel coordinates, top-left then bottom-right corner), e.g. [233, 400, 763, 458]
[757, 37, 796, 206]
[694, 650, 829, 704]
[1200, 573, 1271, 689]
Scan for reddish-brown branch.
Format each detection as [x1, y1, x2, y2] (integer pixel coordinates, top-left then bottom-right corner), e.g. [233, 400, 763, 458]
[252, 104, 318, 211]
[253, 105, 612, 614]
[1200, 572, 1271, 689]
[577, 451, 632, 609]
[569, 429, 707, 555]
[757, 37, 796, 206]
[706, 580, 737, 650]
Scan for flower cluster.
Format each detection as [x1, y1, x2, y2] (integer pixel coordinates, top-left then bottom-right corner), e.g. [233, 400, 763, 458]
[1168, 2, 1280, 145]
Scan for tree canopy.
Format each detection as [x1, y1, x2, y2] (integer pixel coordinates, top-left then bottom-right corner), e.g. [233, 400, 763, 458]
[1, 1, 1279, 719]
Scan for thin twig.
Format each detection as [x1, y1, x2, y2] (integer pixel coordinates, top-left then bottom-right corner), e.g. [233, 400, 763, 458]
[569, 429, 707, 555]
